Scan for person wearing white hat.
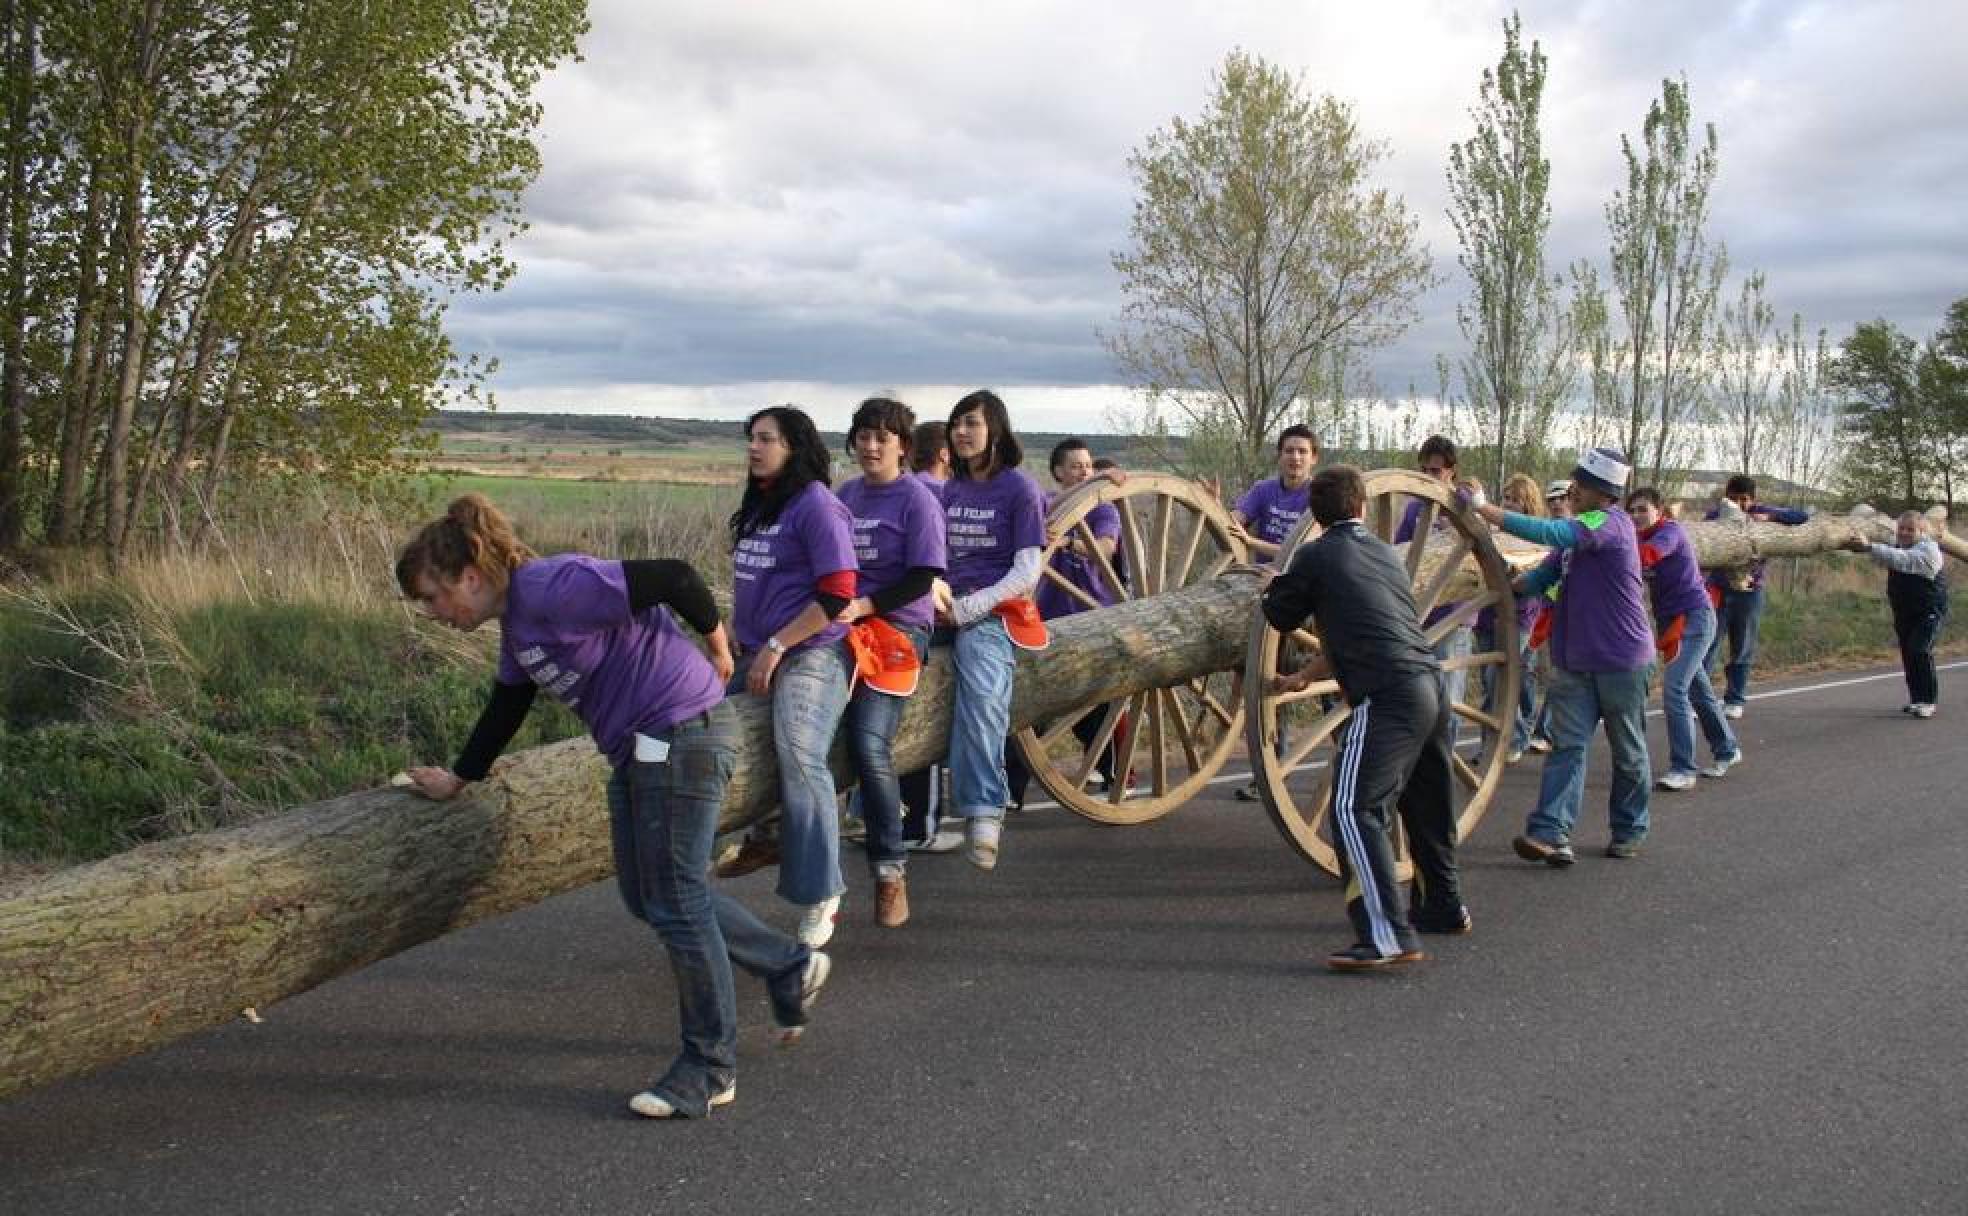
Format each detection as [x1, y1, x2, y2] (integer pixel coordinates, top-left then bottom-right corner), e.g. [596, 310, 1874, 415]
[1474, 448, 1655, 864]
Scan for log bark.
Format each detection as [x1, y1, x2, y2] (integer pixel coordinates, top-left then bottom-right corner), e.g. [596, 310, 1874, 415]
[1, 506, 1958, 1099]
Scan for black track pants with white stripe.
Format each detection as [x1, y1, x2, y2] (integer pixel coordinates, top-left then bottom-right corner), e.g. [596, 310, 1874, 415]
[1330, 672, 1461, 955]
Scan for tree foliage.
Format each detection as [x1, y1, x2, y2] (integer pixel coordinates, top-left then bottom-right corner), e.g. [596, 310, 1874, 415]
[0, 0, 587, 560]
[1768, 313, 1839, 499]
[1603, 76, 1724, 481]
[1106, 50, 1434, 487]
[1712, 269, 1777, 477]
[1446, 12, 1573, 487]
[1830, 319, 1938, 510]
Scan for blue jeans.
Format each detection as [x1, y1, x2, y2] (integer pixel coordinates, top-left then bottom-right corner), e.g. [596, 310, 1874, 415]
[843, 624, 929, 871]
[1707, 585, 1765, 705]
[1661, 604, 1737, 775]
[949, 614, 1015, 820]
[1434, 626, 1471, 750]
[1474, 623, 1535, 755]
[606, 702, 811, 1117]
[730, 642, 850, 906]
[1526, 666, 1651, 846]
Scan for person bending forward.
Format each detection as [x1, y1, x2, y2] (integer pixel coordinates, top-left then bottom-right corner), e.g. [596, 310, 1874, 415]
[1261, 465, 1469, 972]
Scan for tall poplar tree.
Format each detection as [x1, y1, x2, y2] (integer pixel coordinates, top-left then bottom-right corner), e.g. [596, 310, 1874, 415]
[1605, 77, 1725, 481]
[1446, 12, 1570, 485]
[1712, 270, 1777, 477]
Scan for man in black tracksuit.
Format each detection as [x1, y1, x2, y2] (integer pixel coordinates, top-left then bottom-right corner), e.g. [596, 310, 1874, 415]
[1261, 465, 1468, 971]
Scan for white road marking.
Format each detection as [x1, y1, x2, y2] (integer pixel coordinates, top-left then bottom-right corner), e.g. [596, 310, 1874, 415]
[1013, 660, 1968, 813]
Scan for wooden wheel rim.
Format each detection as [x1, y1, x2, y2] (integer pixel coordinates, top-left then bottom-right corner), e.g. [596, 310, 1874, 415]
[1014, 472, 1250, 825]
[1241, 468, 1521, 874]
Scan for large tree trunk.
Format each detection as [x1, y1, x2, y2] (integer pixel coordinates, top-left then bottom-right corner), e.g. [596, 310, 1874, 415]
[1, 508, 1958, 1099]
[0, 0, 32, 550]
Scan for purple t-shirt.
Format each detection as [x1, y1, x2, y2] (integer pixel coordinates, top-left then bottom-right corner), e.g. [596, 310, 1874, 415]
[1036, 495, 1121, 619]
[1528, 508, 1655, 673]
[731, 479, 856, 653]
[1637, 519, 1711, 625]
[836, 473, 946, 630]
[496, 555, 725, 768]
[1236, 478, 1312, 547]
[914, 472, 947, 497]
[943, 467, 1047, 596]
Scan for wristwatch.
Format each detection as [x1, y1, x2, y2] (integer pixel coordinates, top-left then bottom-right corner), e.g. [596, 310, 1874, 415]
[765, 636, 787, 656]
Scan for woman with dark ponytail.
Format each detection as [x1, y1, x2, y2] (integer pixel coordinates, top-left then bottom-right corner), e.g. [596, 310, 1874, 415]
[719, 406, 858, 948]
[396, 493, 828, 1120]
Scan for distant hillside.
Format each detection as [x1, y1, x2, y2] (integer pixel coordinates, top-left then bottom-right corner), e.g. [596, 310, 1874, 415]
[427, 410, 1160, 461]
[426, 411, 737, 446]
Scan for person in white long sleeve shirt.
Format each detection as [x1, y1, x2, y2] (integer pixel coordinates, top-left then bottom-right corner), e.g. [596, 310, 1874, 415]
[1845, 511, 1949, 717]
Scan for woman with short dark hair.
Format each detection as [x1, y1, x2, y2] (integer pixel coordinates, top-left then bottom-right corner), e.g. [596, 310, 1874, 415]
[834, 397, 946, 926]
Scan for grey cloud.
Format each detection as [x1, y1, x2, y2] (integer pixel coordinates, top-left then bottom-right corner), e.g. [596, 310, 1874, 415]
[461, 0, 1968, 420]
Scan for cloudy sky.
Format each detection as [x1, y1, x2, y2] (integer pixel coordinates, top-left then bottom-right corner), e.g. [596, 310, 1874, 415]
[444, 0, 1968, 432]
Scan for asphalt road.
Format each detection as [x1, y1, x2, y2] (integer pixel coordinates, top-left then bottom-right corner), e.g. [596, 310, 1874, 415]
[4, 662, 1966, 1215]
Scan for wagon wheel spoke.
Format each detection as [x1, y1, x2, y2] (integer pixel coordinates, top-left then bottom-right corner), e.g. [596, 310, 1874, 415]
[1441, 646, 1508, 675]
[1041, 565, 1104, 614]
[1118, 502, 1152, 598]
[1451, 750, 1482, 790]
[1074, 698, 1129, 790]
[1452, 702, 1503, 734]
[1074, 518, 1129, 604]
[1185, 678, 1238, 729]
[1040, 700, 1102, 750]
[1147, 688, 1171, 797]
[1149, 494, 1175, 600]
[1273, 677, 1342, 706]
[1104, 692, 1149, 801]
[1411, 536, 1473, 620]
[1423, 591, 1496, 648]
[1288, 628, 1323, 653]
[1367, 494, 1397, 541]
[1168, 682, 1205, 769]
[1170, 503, 1210, 589]
[1403, 500, 1439, 581]
[1196, 550, 1236, 584]
[1281, 701, 1351, 773]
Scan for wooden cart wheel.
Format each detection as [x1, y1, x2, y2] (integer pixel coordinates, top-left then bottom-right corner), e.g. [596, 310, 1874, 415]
[1013, 472, 1250, 825]
[1241, 468, 1521, 874]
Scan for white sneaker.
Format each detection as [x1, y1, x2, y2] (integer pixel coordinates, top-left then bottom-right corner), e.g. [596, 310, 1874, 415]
[906, 827, 965, 854]
[796, 895, 841, 947]
[965, 817, 1001, 871]
[629, 1081, 736, 1119]
[773, 951, 832, 1046]
[1655, 770, 1698, 791]
[1700, 747, 1743, 778]
[1912, 703, 1937, 719]
[1723, 703, 1744, 720]
[1901, 703, 1919, 715]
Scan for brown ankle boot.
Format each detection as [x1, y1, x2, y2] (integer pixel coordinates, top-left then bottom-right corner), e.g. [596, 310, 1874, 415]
[874, 875, 909, 928]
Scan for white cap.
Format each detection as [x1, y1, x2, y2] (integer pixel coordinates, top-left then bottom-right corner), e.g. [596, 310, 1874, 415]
[1573, 447, 1631, 496]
